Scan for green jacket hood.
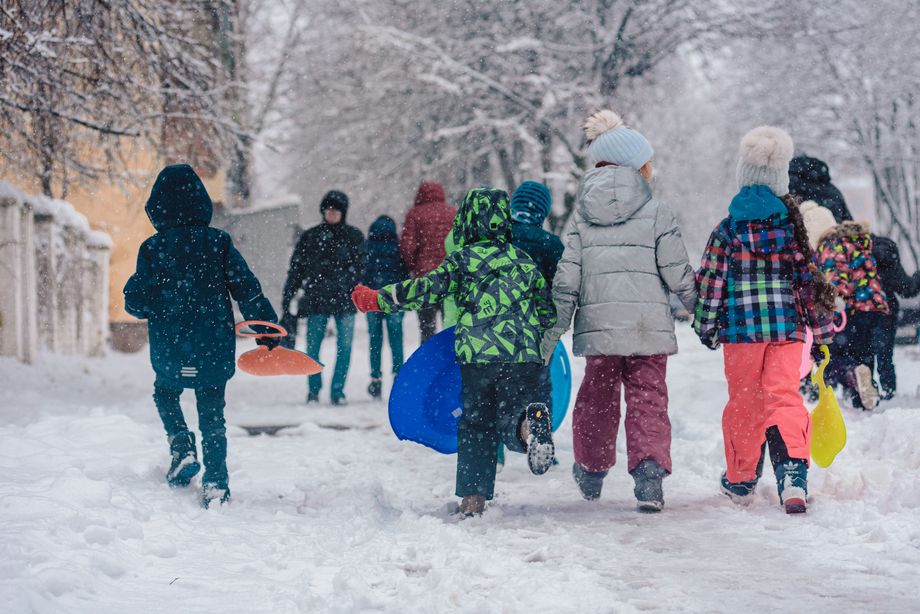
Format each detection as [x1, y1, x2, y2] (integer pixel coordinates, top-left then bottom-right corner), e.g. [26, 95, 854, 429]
[450, 187, 511, 248]
[145, 164, 213, 231]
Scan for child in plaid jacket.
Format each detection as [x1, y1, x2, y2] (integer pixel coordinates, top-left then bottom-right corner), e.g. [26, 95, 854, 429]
[694, 127, 836, 514]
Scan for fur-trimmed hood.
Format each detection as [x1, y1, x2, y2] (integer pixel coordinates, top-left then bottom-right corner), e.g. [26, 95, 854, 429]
[817, 220, 871, 246]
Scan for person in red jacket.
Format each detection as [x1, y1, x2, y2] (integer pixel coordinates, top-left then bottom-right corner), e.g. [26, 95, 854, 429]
[400, 181, 458, 342]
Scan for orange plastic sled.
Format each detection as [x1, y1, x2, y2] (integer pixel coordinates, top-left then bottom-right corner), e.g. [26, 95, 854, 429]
[235, 321, 324, 376]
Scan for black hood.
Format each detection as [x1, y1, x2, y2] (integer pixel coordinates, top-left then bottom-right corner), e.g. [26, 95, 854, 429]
[319, 190, 349, 223]
[789, 155, 832, 188]
[145, 164, 212, 231]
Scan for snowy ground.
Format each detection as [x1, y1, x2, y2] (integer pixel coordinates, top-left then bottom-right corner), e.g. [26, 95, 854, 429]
[2, 317, 919, 613]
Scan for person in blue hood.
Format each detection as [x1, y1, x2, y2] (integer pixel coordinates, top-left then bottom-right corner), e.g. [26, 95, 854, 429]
[510, 181, 564, 287]
[362, 215, 407, 399]
[124, 164, 277, 508]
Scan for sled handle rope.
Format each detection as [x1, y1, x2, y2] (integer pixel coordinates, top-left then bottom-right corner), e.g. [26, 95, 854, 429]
[235, 320, 288, 338]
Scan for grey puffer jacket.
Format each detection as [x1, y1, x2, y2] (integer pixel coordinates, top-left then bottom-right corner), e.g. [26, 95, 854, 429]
[551, 165, 697, 356]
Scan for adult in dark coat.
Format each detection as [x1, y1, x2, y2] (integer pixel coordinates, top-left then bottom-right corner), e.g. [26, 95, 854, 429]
[871, 235, 920, 398]
[788, 155, 853, 223]
[363, 215, 407, 398]
[281, 190, 365, 404]
[399, 181, 457, 343]
[124, 164, 277, 506]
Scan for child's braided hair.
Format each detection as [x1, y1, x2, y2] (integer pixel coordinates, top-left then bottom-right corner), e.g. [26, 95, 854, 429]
[781, 193, 838, 316]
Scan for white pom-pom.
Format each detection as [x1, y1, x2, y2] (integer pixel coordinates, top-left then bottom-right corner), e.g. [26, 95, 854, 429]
[584, 110, 624, 143]
[739, 126, 794, 169]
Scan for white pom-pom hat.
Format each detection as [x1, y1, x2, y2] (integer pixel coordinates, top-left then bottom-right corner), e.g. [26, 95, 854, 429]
[736, 126, 795, 196]
[584, 109, 654, 169]
[799, 200, 838, 249]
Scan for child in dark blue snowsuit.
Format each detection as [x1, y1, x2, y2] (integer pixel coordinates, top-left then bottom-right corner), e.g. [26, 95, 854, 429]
[510, 181, 564, 418]
[363, 215, 407, 399]
[124, 165, 277, 507]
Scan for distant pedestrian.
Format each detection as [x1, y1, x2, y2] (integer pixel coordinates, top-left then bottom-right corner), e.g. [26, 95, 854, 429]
[399, 181, 457, 343]
[362, 215, 406, 399]
[281, 190, 365, 405]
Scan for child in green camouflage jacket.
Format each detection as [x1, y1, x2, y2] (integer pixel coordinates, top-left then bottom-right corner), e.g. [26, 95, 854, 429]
[352, 187, 556, 515]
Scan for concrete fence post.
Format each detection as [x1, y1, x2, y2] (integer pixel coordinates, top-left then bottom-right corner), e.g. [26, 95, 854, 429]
[85, 232, 112, 357]
[0, 187, 26, 360]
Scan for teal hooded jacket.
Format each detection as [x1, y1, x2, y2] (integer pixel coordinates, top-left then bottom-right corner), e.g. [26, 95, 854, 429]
[124, 165, 277, 388]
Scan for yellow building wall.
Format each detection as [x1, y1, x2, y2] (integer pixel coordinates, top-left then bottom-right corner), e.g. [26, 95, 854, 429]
[1, 149, 226, 324]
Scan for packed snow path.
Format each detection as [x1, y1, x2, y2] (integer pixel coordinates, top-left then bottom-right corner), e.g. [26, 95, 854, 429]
[2, 320, 919, 613]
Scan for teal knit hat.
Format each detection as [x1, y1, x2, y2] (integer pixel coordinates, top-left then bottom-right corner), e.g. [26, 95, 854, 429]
[510, 181, 552, 225]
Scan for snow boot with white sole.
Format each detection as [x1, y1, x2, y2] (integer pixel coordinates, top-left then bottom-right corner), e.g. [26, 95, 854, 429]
[775, 459, 808, 514]
[631, 459, 667, 512]
[201, 483, 231, 509]
[572, 463, 608, 501]
[854, 364, 879, 410]
[720, 472, 758, 505]
[166, 431, 200, 488]
[524, 403, 554, 475]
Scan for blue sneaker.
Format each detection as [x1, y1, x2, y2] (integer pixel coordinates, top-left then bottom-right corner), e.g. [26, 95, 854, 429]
[720, 472, 758, 505]
[775, 460, 808, 514]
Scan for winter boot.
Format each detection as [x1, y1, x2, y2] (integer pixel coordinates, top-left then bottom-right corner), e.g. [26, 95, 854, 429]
[523, 403, 554, 475]
[306, 392, 320, 404]
[854, 365, 879, 410]
[331, 395, 348, 406]
[458, 495, 486, 517]
[720, 472, 758, 505]
[367, 378, 382, 400]
[631, 459, 667, 512]
[572, 463, 608, 501]
[166, 431, 200, 487]
[775, 459, 808, 514]
[201, 483, 231, 509]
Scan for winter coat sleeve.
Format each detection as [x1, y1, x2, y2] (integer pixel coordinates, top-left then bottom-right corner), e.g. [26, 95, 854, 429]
[876, 237, 920, 298]
[792, 246, 835, 340]
[534, 271, 556, 332]
[654, 203, 697, 312]
[345, 228, 366, 290]
[817, 240, 851, 300]
[693, 224, 731, 344]
[399, 210, 420, 275]
[225, 238, 278, 331]
[123, 243, 153, 320]
[281, 232, 310, 314]
[550, 215, 583, 334]
[377, 252, 459, 313]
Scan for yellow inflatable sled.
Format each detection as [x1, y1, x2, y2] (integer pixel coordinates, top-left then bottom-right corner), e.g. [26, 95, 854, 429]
[809, 344, 847, 468]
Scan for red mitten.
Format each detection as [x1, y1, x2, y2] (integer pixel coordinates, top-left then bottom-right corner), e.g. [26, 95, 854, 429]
[351, 285, 382, 313]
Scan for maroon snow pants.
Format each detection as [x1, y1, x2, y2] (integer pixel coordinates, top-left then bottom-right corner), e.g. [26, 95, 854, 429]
[573, 355, 672, 474]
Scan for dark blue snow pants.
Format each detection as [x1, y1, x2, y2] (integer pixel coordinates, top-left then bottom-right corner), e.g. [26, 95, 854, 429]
[153, 379, 228, 487]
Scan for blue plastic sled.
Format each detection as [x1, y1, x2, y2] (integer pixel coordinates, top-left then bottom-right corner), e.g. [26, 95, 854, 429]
[388, 326, 572, 454]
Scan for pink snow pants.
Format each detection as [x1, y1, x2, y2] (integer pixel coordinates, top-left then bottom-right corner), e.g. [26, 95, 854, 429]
[722, 342, 811, 483]
[572, 355, 671, 474]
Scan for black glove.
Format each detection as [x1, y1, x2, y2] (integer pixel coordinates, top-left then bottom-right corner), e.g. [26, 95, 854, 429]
[256, 336, 281, 350]
[699, 331, 721, 351]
